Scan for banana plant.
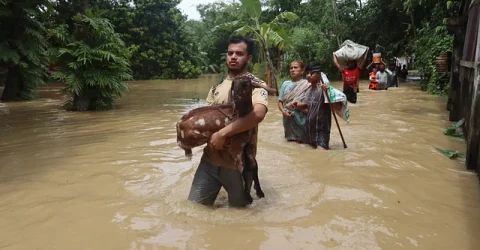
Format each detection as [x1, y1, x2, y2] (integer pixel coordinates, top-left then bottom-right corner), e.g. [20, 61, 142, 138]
[213, 0, 298, 95]
[197, 51, 221, 74]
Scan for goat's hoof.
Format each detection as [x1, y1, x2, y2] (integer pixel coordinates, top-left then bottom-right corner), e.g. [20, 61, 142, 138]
[245, 193, 253, 204]
[185, 149, 192, 160]
[256, 190, 265, 199]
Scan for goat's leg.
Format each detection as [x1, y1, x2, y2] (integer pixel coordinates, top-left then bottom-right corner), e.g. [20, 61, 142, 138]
[244, 144, 265, 198]
[252, 165, 264, 198]
[242, 147, 254, 200]
[229, 139, 253, 203]
[242, 171, 254, 204]
[240, 159, 254, 204]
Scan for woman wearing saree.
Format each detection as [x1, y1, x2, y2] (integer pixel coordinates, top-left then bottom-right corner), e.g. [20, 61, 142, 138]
[278, 61, 310, 142]
[288, 62, 333, 150]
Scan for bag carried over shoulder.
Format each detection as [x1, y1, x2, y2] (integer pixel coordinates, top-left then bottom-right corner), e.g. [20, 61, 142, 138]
[321, 73, 350, 123]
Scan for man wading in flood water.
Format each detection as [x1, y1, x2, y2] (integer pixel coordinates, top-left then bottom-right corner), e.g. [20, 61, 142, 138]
[187, 35, 269, 207]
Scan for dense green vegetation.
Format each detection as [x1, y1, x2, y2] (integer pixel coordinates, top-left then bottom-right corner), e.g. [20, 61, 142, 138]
[0, 0, 49, 101]
[0, 0, 459, 110]
[50, 12, 132, 111]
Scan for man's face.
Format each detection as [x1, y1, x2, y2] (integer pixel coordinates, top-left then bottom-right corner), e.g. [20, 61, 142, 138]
[227, 42, 251, 73]
[347, 60, 357, 69]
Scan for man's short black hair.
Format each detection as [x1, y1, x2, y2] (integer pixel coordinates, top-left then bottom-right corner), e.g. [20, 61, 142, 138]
[228, 35, 255, 56]
[305, 61, 322, 73]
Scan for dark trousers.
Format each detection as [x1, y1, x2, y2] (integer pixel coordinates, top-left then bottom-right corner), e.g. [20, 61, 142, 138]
[388, 76, 398, 87]
[188, 160, 253, 207]
[343, 86, 357, 104]
[316, 101, 331, 149]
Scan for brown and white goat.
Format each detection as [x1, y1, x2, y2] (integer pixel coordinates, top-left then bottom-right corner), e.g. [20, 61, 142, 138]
[176, 76, 276, 201]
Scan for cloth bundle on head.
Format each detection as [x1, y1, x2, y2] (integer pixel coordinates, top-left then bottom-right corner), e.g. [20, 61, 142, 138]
[334, 40, 368, 66]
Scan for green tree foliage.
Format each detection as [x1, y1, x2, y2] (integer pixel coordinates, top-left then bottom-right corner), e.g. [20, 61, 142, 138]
[0, 0, 461, 105]
[410, 1, 455, 95]
[0, 0, 49, 101]
[51, 13, 132, 111]
[132, 0, 201, 79]
[414, 23, 453, 95]
[213, 0, 298, 92]
[282, 25, 338, 77]
[278, 0, 339, 77]
[192, 2, 250, 70]
[199, 0, 458, 94]
[184, 20, 221, 74]
[51, 0, 202, 80]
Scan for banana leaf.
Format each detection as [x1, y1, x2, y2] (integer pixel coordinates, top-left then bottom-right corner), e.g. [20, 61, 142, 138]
[436, 148, 464, 159]
[443, 118, 465, 138]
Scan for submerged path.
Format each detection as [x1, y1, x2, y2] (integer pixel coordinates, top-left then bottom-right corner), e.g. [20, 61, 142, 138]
[0, 77, 479, 250]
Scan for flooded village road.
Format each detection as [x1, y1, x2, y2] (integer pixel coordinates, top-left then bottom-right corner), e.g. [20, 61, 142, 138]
[1, 75, 479, 250]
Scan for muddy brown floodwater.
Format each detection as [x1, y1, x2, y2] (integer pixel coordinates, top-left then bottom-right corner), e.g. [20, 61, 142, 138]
[1, 75, 480, 250]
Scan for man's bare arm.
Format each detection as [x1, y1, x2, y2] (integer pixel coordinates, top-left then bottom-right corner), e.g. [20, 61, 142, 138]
[358, 49, 369, 70]
[333, 53, 344, 72]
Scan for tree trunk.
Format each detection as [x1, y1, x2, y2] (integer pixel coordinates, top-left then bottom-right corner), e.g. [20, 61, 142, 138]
[331, 0, 342, 47]
[265, 49, 278, 96]
[80, 0, 91, 13]
[448, 34, 465, 121]
[276, 48, 284, 72]
[259, 39, 278, 96]
[257, 37, 278, 96]
[1, 3, 23, 102]
[73, 94, 91, 111]
[410, 12, 416, 39]
[1, 66, 22, 102]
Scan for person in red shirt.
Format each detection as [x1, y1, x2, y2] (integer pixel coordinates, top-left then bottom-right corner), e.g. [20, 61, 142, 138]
[333, 51, 368, 104]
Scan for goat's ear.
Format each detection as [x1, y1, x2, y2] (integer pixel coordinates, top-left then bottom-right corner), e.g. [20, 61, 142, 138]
[265, 87, 277, 94]
[251, 81, 277, 94]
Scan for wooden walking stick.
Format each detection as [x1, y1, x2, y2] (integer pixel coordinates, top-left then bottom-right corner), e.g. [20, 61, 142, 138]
[322, 81, 348, 149]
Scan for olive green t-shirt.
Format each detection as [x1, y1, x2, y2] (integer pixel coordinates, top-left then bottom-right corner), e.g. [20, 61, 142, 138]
[201, 74, 269, 170]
